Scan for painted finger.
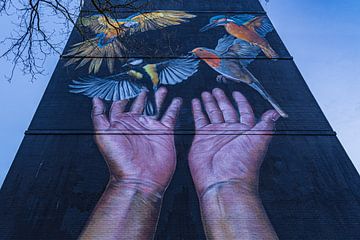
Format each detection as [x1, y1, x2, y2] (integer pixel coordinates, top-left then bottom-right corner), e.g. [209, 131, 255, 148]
[161, 98, 183, 129]
[92, 98, 110, 130]
[212, 88, 238, 123]
[250, 110, 280, 143]
[109, 99, 128, 122]
[233, 91, 255, 127]
[201, 91, 224, 124]
[130, 91, 147, 114]
[154, 87, 168, 118]
[192, 98, 209, 129]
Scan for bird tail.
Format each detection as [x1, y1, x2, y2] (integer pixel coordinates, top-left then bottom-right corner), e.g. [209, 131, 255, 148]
[144, 91, 157, 116]
[250, 81, 288, 118]
[63, 38, 126, 74]
[260, 45, 279, 59]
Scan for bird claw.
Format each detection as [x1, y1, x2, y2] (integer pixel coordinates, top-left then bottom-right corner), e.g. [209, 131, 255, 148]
[216, 75, 228, 83]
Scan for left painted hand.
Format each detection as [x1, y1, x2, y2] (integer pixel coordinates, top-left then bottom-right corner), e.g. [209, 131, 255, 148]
[92, 87, 182, 193]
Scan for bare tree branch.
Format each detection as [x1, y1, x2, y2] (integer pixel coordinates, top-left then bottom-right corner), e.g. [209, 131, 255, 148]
[0, 0, 145, 81]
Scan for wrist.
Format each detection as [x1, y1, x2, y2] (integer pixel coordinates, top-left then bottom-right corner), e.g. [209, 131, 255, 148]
[108, 177, 165, 201]
[199, 179, 259, 200]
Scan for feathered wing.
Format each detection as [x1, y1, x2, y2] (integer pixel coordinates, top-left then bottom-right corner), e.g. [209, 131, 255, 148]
[229, 39, 262, 66]
[69, 73, 145, 101]
[64, 14, 127, 73]
[156, 56, 199, 85]
[216, 35, 261, 66]
[63, 38, 126, 74]
[243, 15, 278, 58]
[128, 10, 196, 34]
[78, 14, 124, 34]
[230, 14, 256, 25]
[215, 35, 237, 54]
[243, 15, 274, 37]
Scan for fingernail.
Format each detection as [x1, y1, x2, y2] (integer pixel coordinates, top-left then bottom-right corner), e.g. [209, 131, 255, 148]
[272, 112, 281, 122]
[174, 97, 183, 105]
[192, 98, 199, 104]
[212, 88, 222, 94]
[202, 91, 211, 97]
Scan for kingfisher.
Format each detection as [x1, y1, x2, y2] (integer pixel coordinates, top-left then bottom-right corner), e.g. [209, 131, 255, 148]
[69, 56, 199, 115]
[200, 14, 279, 59]
[192, 35, 288, 118]
[64, 11, 196, 74]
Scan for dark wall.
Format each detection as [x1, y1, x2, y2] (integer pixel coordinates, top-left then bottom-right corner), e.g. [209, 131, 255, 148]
[0, 0, 359, 239]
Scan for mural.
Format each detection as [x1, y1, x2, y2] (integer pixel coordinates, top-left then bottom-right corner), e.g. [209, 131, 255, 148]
[200, 14, 279, 58]
[1, 1, 358, 239]
[69, 56, 199, 115]
[68, 12, 287, 117]
[66, 12, 283, 239]
[192, 35, 287, 117]
[64, 11, 196, 73]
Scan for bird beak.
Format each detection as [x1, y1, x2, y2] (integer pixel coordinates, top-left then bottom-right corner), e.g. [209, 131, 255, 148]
[200, 22, 217, 32]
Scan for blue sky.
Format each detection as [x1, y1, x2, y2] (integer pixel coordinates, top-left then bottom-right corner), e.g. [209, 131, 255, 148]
[0, 0, 359, 186]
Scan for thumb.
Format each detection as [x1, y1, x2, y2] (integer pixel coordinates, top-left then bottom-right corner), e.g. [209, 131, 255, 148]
[251, 110, 280, 143]
[92, 98, 110, 130]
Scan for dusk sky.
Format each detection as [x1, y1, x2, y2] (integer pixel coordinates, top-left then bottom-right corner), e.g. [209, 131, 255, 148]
[0, 0, 359, 186]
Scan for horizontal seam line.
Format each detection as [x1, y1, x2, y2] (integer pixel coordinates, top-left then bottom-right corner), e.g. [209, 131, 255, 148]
[79, 10, 268, 14]
[60, 56, 294, 60]
[25, 130, 337, 136]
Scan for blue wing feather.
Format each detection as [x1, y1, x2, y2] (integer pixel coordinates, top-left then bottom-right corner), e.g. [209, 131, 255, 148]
[215, 35, 236, 54]
[157, 56, 199, 85]
[230, 14, 256, 25]
[69, 73, 145, 101]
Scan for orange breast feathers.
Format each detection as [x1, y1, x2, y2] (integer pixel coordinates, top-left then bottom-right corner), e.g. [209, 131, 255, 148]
[225, 22, 264, 44]
[192, 48, 221, 68]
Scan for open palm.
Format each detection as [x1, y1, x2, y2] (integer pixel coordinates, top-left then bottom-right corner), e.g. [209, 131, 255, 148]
[92, 88, 182, 191]
[189, 88, 280, 196]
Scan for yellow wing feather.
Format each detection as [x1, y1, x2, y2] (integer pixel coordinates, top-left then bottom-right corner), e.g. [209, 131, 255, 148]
[129, 10, 196, 34]
[63, 38, 126, 74]
[78, 15, 125, 34]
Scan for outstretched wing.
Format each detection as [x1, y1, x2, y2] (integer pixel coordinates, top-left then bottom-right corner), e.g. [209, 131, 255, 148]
[78, 14, 124, 34]
[231, 14, 256, 25]
[156, 56, 199, 85]
[229, 39, 262, 66]
[63, 38, 126, 74]
[244, 15, 274, 37]
[69, 73, 145, 101]
[128, 10, 196, 34]
[215, 34, 236, 54]
[216, 35, 261, 66]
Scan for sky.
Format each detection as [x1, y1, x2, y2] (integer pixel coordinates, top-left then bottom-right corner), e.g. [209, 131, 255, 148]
[0, 0, 359, 186]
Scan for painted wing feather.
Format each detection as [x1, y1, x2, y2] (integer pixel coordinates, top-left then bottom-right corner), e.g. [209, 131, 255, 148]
[244, 15, 274, 37]
[63, 38, 126, 74]
[78, 14, 124, 34]
[215, 35, 236, 54]
[231, 14, 256, 25]
[69, 73, 145, 101]
[156, 56, 199, 85]
[229, 39, 262, 66]
[128, 10, 196, 34]
[216, 35, 261, 66]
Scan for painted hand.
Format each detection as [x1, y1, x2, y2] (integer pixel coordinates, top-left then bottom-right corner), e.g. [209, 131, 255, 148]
[189, 88, 280, 196]
[92, 87, 182, 193]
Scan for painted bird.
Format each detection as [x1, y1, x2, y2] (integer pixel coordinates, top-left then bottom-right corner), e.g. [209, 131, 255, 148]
[64, 11, 196, 74]
[69, 56, 199, 115]
[192, 35, 288, 117]
[200, 14, 279, 59]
